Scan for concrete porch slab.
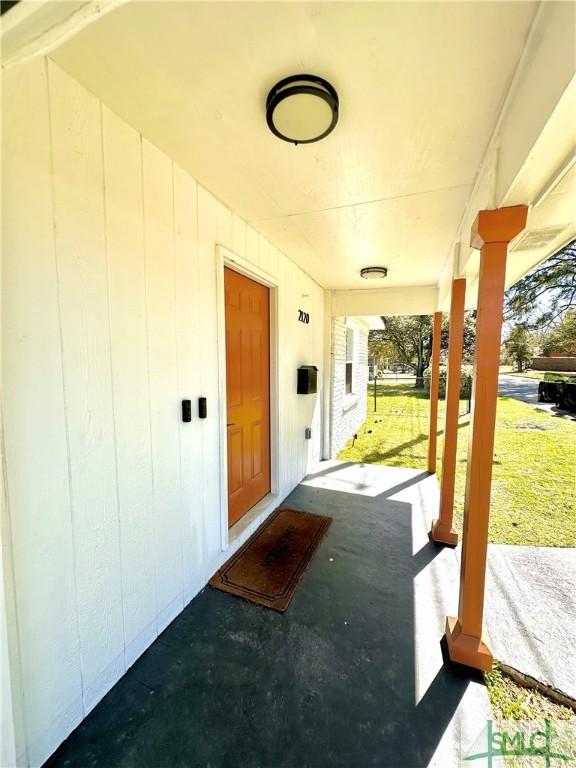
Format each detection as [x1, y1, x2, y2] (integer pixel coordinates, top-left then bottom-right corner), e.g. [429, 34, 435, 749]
[482, 543, 576, 700]
[45, 462, 491, 768]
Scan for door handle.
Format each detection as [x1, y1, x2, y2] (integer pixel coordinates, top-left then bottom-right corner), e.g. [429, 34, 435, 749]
[227, 423, 236, 427]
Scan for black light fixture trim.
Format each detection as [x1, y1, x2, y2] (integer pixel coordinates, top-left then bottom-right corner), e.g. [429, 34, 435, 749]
[266, 74, 339, 145]
[360, 266, 389, 279]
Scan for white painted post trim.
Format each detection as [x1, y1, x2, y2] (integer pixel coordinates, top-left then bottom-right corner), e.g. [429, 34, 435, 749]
[0, 188, 18, 766]
[321, 290, 332, 460]
[1, 398, 18, 768]
[215, 245, 280, 552]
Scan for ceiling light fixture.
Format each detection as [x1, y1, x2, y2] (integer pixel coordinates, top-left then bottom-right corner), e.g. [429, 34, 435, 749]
[266, 75, 339, 145]
[360, 266, 388, 280]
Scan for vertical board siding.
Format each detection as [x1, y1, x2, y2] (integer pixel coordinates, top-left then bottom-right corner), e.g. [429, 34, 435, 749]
[101, 106, 157, 667]
[232, 213, 247, 260]
[246, 225, 259, 267]
[196, 186, 220, 575]
[197, 187, 234, 575]
[268, 245, 279, 279]
[2, 58, 83, 767]
[173, 164, 203, 603]
[257, 233, 270, 274]
[0, 541, 17, 767]
[275, 253, 287, 491]
[48, 61, 125, 713]
[142, 139, 184, 633]
[286, 259, 300, 488]
[2, 59, 325, 766]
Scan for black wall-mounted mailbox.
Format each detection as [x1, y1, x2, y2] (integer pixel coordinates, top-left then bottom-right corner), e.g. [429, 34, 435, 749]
[297, 365, 318, 395]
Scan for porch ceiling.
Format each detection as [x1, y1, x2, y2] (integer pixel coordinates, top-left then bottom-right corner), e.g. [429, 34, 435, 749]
[44, 1, 574, 295]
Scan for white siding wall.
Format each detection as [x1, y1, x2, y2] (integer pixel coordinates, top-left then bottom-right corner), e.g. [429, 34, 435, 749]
[1, 487, 17, 768]
[2, 58, 325, 767]
[330, 318, 369, 456]
[1, 128, 17, 767]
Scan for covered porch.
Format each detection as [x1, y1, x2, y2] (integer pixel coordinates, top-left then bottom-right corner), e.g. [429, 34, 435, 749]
[1, 1, 575, 765]
[44, 462, 490, 768]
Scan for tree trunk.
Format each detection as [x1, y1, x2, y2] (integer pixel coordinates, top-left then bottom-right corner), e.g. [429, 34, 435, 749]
[415, 361, 426, 389]
[414, 335, 426, 388]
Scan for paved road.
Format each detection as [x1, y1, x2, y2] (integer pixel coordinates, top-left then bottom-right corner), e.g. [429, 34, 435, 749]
[498, 374, 576, 422]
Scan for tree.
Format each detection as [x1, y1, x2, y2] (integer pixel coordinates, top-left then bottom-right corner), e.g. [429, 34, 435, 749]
[441, 310, 477, 364]
[372, 315, 433, 388]
[369, 311, 477, 388]
[505, 239, 576, 329]
[367, 335, 397, 370]
[540, 310, 576, 356]
[504, 325, 534, 372]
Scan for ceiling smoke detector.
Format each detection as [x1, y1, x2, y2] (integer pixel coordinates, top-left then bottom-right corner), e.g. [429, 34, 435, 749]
[266, 75, 339, 145]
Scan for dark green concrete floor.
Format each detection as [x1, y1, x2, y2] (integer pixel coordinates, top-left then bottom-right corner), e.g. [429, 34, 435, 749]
[44, 463, 490, 768]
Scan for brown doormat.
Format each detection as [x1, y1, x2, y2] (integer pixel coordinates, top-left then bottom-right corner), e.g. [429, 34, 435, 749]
[209, 507, 332, 612]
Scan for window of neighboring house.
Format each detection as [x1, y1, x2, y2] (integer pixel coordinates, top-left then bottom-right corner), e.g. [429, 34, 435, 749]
[345, 327, 354, 394]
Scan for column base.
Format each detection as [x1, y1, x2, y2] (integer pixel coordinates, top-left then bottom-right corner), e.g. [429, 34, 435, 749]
[445, 616, 493, 672]
[429, 518, 459, 546]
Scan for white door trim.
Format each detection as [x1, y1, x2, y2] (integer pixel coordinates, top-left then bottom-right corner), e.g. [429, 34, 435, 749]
[215, 245, 280, 552]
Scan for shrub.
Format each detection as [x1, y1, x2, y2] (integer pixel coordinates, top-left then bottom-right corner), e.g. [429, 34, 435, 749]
[423, 366, 473, 400]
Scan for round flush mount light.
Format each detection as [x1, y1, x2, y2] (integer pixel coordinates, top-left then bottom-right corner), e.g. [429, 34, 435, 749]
[360, 266, 389, 280]
[266, 75, 339, 145]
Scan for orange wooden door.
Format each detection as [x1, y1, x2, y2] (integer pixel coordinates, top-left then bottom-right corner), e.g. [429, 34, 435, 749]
[224, 268, 271, 527]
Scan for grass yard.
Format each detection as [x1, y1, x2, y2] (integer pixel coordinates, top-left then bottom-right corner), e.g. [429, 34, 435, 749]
[485, 664, 574, 721]
[338, 383, 576, 547]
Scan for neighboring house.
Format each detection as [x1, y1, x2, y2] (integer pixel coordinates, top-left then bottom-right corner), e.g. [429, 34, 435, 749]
[330, 317, 382, 456]
[532, 356, 576, 372]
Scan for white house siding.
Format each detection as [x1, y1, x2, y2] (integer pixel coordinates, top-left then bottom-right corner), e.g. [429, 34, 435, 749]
[2, 58, 325, 767]
[330, 318, 369, 456]
[1, 515, 17, 768]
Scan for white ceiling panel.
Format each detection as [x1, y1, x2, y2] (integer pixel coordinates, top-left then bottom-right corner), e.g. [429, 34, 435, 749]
[50, 1, 539, 288]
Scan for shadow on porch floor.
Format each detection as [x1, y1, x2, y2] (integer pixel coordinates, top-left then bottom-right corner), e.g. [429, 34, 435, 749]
[45, 462, 490, 768]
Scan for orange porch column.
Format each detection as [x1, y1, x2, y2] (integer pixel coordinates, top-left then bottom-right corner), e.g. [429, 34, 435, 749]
[445, 205, 527, 672]
[427, 311, 442, 473]
[431, 278, 466, 545]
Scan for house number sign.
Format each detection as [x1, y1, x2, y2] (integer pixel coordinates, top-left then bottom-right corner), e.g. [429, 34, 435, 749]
[298, 310, 310, 324]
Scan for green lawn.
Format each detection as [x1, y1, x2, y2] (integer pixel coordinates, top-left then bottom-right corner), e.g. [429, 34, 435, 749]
[338, 384, 576, 547]
[485, 664, 574, 721]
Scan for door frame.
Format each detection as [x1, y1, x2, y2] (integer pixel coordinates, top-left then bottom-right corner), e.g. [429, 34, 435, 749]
[215, 245, 280, 551]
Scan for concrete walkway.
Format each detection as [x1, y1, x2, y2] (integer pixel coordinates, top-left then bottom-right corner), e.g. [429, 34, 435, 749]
[498, 374, 576, 422]
[45, 462, 490, 768]
[481, 544, 576, 700]
[495, 375, 576, 695]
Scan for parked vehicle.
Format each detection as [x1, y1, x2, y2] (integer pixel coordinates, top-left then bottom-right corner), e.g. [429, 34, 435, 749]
[560, 383, 576, 412]
[537, 373, 576, 412]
